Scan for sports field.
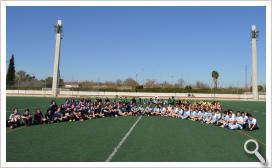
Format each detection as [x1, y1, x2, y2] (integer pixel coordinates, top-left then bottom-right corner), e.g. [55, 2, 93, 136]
[6, 96, 266, 162]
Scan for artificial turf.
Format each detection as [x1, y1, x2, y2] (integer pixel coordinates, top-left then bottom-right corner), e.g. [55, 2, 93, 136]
[5, 96, 266, 162]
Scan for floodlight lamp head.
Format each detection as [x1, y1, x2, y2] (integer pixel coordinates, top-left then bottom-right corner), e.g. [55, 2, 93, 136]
[55, 20, 63, 34]
[57, 20, 62, 26]
[251, 25, 256, 31]
[251, 25, 258, 39]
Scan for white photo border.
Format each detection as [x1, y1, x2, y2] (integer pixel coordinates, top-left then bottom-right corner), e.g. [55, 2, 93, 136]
[1, 1, 271, 167]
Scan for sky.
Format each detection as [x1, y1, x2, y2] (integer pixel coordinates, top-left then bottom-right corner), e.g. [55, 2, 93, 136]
[6, 6, 266, 87]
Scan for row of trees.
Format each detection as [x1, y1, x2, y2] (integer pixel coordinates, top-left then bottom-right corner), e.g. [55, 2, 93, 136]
[6, 54, 62, 88]
[6, 54, 265, 92]
[76, 78, 211, 90]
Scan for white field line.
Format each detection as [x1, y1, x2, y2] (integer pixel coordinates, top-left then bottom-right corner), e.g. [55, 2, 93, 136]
[105, 115, 143, 162]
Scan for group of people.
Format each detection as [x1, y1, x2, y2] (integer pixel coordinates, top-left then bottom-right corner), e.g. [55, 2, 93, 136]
[7, 96, 259, 131]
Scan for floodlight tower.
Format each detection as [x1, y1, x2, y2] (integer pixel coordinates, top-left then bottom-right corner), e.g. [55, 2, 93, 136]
[52, 20, 63, 97]
[251, 25, 258, 100]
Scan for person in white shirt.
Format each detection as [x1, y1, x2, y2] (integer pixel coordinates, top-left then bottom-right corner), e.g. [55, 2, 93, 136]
[228, 111, 236, 123]
[7, 108, 22, 129]
[235, 112, 245, 129]
[202, 110, 209, 123]
[209, 109, 221, 125]
[181, 107, 190, 119]
[197, 110, 203, 121]
[177, 108, 184, 118]
[190, 108, 198, 121]
[242, 112, 248, 124]
[160, 106, 166, 116]
[219, 111, 230, 128]
[228, 120, 240, 130]
[247, 114, 259, 131]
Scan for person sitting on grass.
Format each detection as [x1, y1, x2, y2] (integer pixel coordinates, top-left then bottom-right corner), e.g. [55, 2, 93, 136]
[202, 109, 208, 123]
[50, 100, 58, 115]
[205, 108, 213, 124]
[246, 114, 259, 131]
[189, 108, 197, 121]
[62, 107, 71, 121]
[53, 107, 63, 122]
[235, 111, 245, 129]
[228, 120, 241, 130]
[152, 105, 161, 116]
[144, 105, 152, 116]
[21, 108, 32, 127]
[160, 105, 167, 116]
[7, 98, 260, 132]
[197, 108, 203, 121]
[33, 108, 46, 124]
[181, 107, 190, 119]
[242, 112, 249, 126]
[219, 111, 229, 128]
[208, 109, 221, 125]
[7, 108, 22, 129]
[45, 108, 53, 124]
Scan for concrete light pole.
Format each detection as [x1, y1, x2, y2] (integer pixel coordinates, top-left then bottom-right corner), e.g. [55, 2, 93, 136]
[251, 25, 258, 100]
[52, 20, 63, 97]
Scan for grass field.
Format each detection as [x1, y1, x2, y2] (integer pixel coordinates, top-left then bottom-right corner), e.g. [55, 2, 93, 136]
[6, 96, 266, 162]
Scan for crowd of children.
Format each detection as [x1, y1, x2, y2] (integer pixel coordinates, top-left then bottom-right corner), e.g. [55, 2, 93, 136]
[7, 96, 259, 131]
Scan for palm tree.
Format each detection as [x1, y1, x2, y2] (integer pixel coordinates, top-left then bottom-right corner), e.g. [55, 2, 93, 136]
[211, 70, 219, 89]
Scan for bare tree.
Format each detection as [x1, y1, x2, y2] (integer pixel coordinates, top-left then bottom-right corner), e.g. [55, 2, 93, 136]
[116, 79, 123, 86]
[144, 79, 157, 88]
[160, 81, 174, 88]
[123, 78, 139, 87]
[175, 78, 185, 88]
[195, 81, 209, 89]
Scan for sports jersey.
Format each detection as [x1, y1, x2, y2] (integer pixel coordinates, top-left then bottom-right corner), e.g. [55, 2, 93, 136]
[183, 110, 190, 117]
[236, 116, 244, 124]
[197, 111, 203, 117]
[191, 111, 198, 117]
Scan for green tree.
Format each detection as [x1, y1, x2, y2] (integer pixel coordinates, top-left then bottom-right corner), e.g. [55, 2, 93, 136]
[258, 85, 264, 92]
[185, 85, 192, 91]
[211, 70, 219, 89]
[15, 70, 36, 81]
[6, 54, 16, 85]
